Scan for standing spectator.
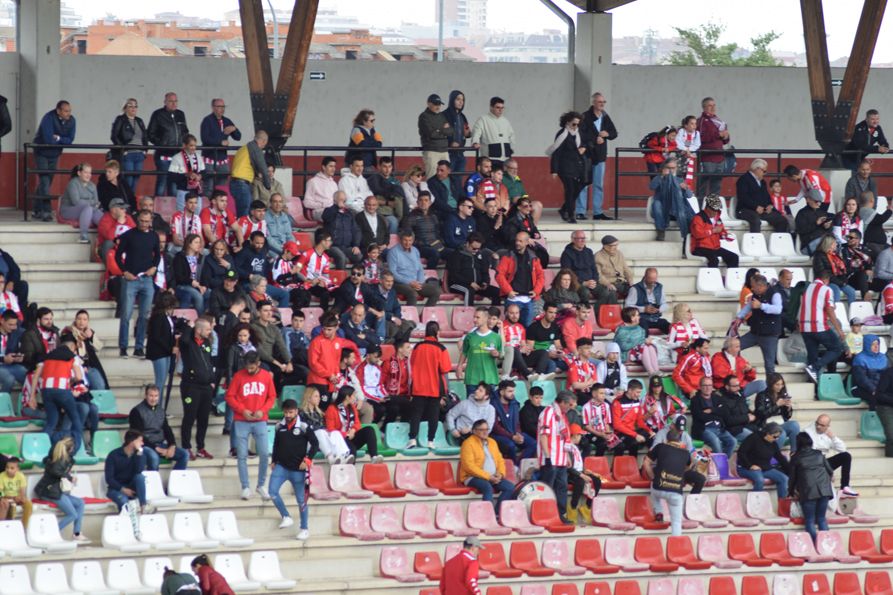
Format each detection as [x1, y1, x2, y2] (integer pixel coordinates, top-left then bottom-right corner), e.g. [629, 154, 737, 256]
[799, 269, 845, 382]
[32, 100, 76, 221]
[735, 274, 783, 375]
[104, 429, 149, 513]
[405, 192, 445, 268]
[625, 268, 670, 334]
[440, 536, 482, 595]
[0, 311, 24, 393]
[495, 231, 545, 327]
[147, 92, 188, 197]
[443, 90, 471, 179]
[179, 318, 215, 460]
[129, 384, 188, 471]
[116, 210, 161, 358]
[520, 386, 545, 441]
[676, 115, 701, 186]
[457, 307, 502, 396]
[33, 438, 89, 543]
[690, 196, 739, 268]
[110, 98, 147, 192]
[736, 423, 790, 500]
[845, 160, 878, 201]
[785, 165, 832, 210]
[269, 398, 317, 539]
[323, 191, 363, 270]
[324, 385, 382, 462]
[168, 135, 205, 197]
[60, 163, 101, 244]
[788, 432, 835, 544]
[459, 418, 516, 511]
[305, 313, 342, 406]
[206, 254, 241, 316]
[537, 390, 575, 525]
[578, 92, 618, 221]
[387, 230, 441, 307]
[230, 131, 270, 217]
[696, 97, 730, 197]
[447, 233, 500, 307]
[753, 373, 801, 452]
[226, 351, 275, 501]
[650, 157, 695, 242]
[547, 111, 587, 224]
[200, 98, 241, 188]
[735, 159, 789, 233]
[418, 94, 452, 178]
[561, 231, 612, 306]
[673, 338, 713, 398]
[711, 337, 767, 397]
[345, 109, 382, 170]
[31, 332, 85, 448]
[408, 321, 452, 449]
[97, 159, 136, 213]
[465, 157, 491, 200]
[805, 414, 858, 496]
[252, 300, 293, 382]
[471, 97, 515, 166]
[595, 235, 634, 298]
[444, 198, 477, 252]
[840, 230, 872, 300]
[356, 196, 391, 253]
[170, 192, 203, 253]
[689, 376, 736, 458]
[303, 157, 338, 221]
[610, 379, 650, 453]
[643, 428, 692, 536]
[846, 109, 889, 167]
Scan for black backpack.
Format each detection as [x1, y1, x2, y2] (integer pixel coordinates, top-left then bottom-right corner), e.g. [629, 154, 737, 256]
[639, 131, 659, 153]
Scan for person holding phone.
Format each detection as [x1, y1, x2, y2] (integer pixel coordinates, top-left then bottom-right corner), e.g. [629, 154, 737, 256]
[0, 310, 25, 393]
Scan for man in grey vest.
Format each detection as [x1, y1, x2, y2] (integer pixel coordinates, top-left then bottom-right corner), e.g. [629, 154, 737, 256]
[734, 274, 782, 375]
[625, 267, 670, 334]
[128, 384, 189, 470]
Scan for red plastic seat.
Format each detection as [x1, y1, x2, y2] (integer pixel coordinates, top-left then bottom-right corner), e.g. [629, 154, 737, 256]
[402, 503, 448, 538]
[584, 582, 613, 595]
[425, 461, 473, 495]
[394, 462, 439, 497]
[292, 231, 314, 252]
[684, 493, 728, 528]
[676, 577, 705, 595]
[741, 576, 770, 595]
[667, 535, 712, 570]
[402, 306, 424, 337]
[880, 527, 893, 555]
[287, 196, 320, 228]
[478, 542, 523, 578]
[634, 536, 680, 572]
[499, 500, 545, 535]
[339, 505, 385, 540]
[604, 536, 649, 572]
[788, 531, 834, 563]
[647, 578, 676, 595]
[612, 455, 650, 488]
[574, 538, 620, 574]
[584, 457, 626, 489]
[413, 551, 443, 581]
[520, 588, 548, 595]
[849, 529, 893, 563]
[541, 539, 585, 576]
[697, 534, 742, 569]
[598, 304, 622, 331]
[624, 494, 669, 529]
[709, 577, 736, 595]
[422, 307, 462, 338]
[865, 570, 893, 594]
[380, 546, 425, 582]
[361, 463, 407, 498]
[369, 504, 415, 539]
[451, 306, 476, 334]
[728, 533, 772, 567]
[467, 501, 511, 536]
[486, 588, 514, 595]
[715, 493, 760, 527]
[831, 572, 862, 595]
[330, 269, 348, 286]
[435, 502, 480, 537]
[591, 497, 635, 531]
[300, 307, 324, 334]
[552, 585, 581, 595]
[759, 532, 805, 566]
[802, 574, 831, 595]
[419, 589, 439, 595]
[308, 465, 339, 500]
[380, 343, 395, 362]
[530, 499, 575, 533]
[815, 530, 861, 563]
[614, 580, 643, 595]
[509, 541, 555, 577]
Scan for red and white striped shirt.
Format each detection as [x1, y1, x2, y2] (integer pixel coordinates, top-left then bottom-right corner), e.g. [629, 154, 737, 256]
[537, 403, 570, 466]
[668, 319, 707, 350]
[799, 279, 834, 333]
[502, 322, 525, 348]
[581, 399, 612, 432]
[237, 215, 268, 239]
[883, 281, 893, 315]
[170, 210, 202, 243]
[200, 207, 233, 243]
[799, 169, 832, 205]
[0, 291, 22, 321]
[477, 179, 497, 201]
[565, 354, 597, 389]
[270, 258, 301, 289]
[299, 249, 332, 289]
[770, 192, 787, 213]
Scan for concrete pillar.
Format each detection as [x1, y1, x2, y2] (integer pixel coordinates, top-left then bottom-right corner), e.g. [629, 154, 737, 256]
[820, 168, 850, 213]
[574, 12, 612, 110]
[17, 0, 62, 143]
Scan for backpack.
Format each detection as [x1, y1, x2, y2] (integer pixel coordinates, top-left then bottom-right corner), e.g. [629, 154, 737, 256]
[638, 131, 659, 154]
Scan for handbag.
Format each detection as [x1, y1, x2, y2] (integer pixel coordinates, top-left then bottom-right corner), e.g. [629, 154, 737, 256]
[60, 478, 73, 493]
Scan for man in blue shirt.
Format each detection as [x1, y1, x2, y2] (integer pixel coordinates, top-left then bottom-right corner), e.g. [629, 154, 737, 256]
[104, 429, 151, 513]
[32, 100, 76, 220]
[386, 230, 441, 306]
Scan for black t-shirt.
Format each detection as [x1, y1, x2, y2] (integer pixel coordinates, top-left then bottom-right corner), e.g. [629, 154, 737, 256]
[647, 443, 690, 494]
[526, 320, 559, 351]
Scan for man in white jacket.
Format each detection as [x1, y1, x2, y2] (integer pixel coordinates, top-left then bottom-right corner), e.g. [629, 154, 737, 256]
[471, 97, 515, 166]
[338, 156, 375, 214]
[804, 414, 859, 496]
[303, 157, 338, 221]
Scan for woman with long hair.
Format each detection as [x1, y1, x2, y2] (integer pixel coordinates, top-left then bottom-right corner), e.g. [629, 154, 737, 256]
[641, 375, 686, 433]
[788, 432, 834, 544]
[401, 164, 429, 211]
[542, 268, 582, 312]
[190, 554, 235, 595]
[324, 386, 382, 462]
[200, 239, 235, 294]
[667, 302, 707, 356]
[173, 233, 208, 312]
[299, 386, 352, 464]
[753, 372, 801, 452]
[33, 437, 89, 543]
[146, 292, 179, 396]
[812, 234, 855, 303]
[346, 109, 382, 170]
[60, 163, 102, 244]
[547, 111, 587, 223]
[832, 196, 863, 244]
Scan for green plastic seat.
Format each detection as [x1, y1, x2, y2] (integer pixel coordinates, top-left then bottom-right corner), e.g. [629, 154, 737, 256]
[860, 411, 886, 442]
[281, 385, 306, 407]
[384, 422, 427, 456]
[432, 422, 460, 456]
[0, 392, 28, 428]
[92, 430, 122, 460]
[513, 381, 529, 406]
[817, 373, 862, 405]
[267, 424, 275, 450]
[268, 398, 284, 421]
[0, 434, 30, 469]
[365, 424, 396, 457]
[448, 380, 466, 398]
[692, 439, 704, 449]
[91, 390, 128, 425]
[531, 379, 557, 406]
[662, 376, 679, 397]
[21, 433, 51, 466]
[73, 443, 99, 466]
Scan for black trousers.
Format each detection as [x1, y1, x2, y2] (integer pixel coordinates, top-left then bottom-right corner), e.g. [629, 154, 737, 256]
[847, 271, 870, 299]
[827, 451, 852, 488]
[559, 175, 583, 216]
[871, 277, 892, 293]
[613, 434, 643, 456]
[346, 426, 377, 457]
[692, 247, 739, 268]
[640, 315, 671, 334]
[579, 434, 608, 458]
[450, 282, 501, 306]
[372, 395, 411, 425]
[736, 207, 789, 234]
[684, 469, 706, 494]
[409, 396, 440, 442]
[569, 468, 602, 508]
[180, 382, 213, 450]
[523, 350, 555, 373]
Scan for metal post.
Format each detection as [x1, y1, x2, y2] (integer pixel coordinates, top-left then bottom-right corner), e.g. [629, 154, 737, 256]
[613, 146, 619, 220]
[539, 0, 575, 64]
[437, 0, 444, 62]
[266, 0, 279, 59]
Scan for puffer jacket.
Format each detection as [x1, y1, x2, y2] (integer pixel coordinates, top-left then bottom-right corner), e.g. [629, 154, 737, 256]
[34, 456, 74, 501]
[788, 447, 834, 500]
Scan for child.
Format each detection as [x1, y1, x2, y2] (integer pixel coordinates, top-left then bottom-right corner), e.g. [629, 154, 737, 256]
[519, 386, 545, 443]
[0, 457, 31, 528]
[580, 383, 620, 457]
[644, 126, 678, 176]
[565, 424, 602, 524]
[676, 116, 700, 185]
[768, 179, 796, 231]
[613, 307, 660, 375]
[363, 243, 385, 285]
[595, 342, 628, 398]
[844, 317, 865, 363]
[565, 338, 598, 406]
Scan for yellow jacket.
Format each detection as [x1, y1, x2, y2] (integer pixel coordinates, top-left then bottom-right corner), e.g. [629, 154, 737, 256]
[459, 436, 506, 484]
[230, 144, 254, 183]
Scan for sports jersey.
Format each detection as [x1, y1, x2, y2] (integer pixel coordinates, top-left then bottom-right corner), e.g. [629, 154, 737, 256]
[565, 354, 597, 390]
[537, 403, 570, 466]
[200, 207, 234, 243]
[170, 210, 202, 242]
[237, 215, 268, 239]
[299, 249, 332, 289]
[461, 329, 502, 386]
[502, 322, 525, 348]
[0, 291, 22, 321]
[799, 169, 832, 205]
[799, 279, 834, 333]
[884, 281, 893, 315]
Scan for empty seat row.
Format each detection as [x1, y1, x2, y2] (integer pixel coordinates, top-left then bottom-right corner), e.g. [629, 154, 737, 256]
[697, 267, 806, 297]
[102, 509, 253, 552]
[311, 460, 476, 500]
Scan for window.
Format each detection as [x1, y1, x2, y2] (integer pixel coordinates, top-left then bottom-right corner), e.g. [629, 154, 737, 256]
[76, 39, 87, 54]
[193, 46, 207, 57]
[345, 50, 357, 60]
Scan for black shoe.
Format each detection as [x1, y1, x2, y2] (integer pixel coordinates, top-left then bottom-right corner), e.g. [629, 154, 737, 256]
[656, 230, 665, 241]
[575, 213, 585, 220]
[559, 516, 574, 525]
[133, 348, 145, 358]
[593, 213, 613, 220]
[119, 348, 128, 359]
[222, 428, 230, 436]
[654, 512, 664, 522]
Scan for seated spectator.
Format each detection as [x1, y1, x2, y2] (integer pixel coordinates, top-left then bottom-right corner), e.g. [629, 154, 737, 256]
[735, 158, 789, 233]
[804, 414, 858, 497]
[252, 300, 293, 382]
[470, 162, 499, 212]
[566, 424, 602, 523]
[303, 157, 338, 221]
[60, 163, 102, 244]
[873, 237, 893, 293]
[323, 190, 363, 270]
[500, 198, 549, 269]
[401, 164, 430, 212]
[718, 376, 755, 443]
[299, 386, 352, 464]
[447, 233, 499, 307]
[444, 198, 477, 253]
[813, 235, 855, 303]
[324, 385, 382, 462]
[356, 196, 391, 252]
[859, 191, 890, 259]
[650, 415, 696, 455]
[201, 190, 242, 249]
[367, 156, 406, 222]
[387, 230, 441, 307]
[341, 304, 379, 355]
[459, 418, 516, 512]
[625, 267, 670, 334]
[565, 338, 598, 405]
[236, 201, 268, 247]
[65, 309, 108, 391]
[200, 239, 234, 296]
[406, 192, 445, 268]
[753, 372, 800, 452]
[380, 339, 412, 424]
[333, 264, 368, 314]
[297, 231, 336, 310]
[33, 437, 89, 543]
[650, 157, 694, 242]
[96, 198, 135, 260]
[543, 269, 585, 313]
[643, 126, 677, 175]
[711, 337, 767, 397]
[362, 243, 385, 284]
[795, 193, 834, 255]
[689, 375, 736, 458]
[840, 229, 872, 300]
[519, 385, 544, 441]
[138, 195, 171, 237]
[0, 311, 24, 393]
[673, 337, 712, 397]
[498, 303, 536, 380]
[846, 159, 877, 200]
[104, 429, 150, 513]
[472, 198, 503, 264]
[523, 302, 563, 376]
[264, 193, 294, 257]
[21, 306, 59, 371]
[832, 196, 864, 244]
[689, 195, 739, 268]
[0, 457, 31, 528]
[339, 156, 377, 215]
[844, 317, 865, 362]
[489, 379, 535, 464]
[427, 159, 458, 218]
[736, 423, 790, 500]
[668, 303, 707, 356]
[768, 178, 796, 230]
[172, 233, 208, 312]
[208, 268, 249, 321]
[875, 365, 893, 457]
[168, 135, 204, 195]
[365, 272, 415, 344]
[252, 164, 284, 206]
[0, 273, 22, 323]
[128, 384, 189, 471]
[0, 248, 27, 312]
[560, 232, 612, 306]
[560, 301, 594, 354]
[495, 231, 545, 327]
[642, 376, 686, 433]
[595, 235, 633, 298]
[596, 342, 629, 398]
[281, 309, 309, 382]
[610, 379, 651, 455]
[613, 307, 660, 374]
[97, 159, 136, 212]
[446, 382, 495, 443]
[852, 335, 884, 409]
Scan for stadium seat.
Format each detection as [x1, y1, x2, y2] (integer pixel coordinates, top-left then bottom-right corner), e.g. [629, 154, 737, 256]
[697, 268, 736, 297]
[552, 585, 581, 595]
[361, 463, 407, 498]
[746, 491, 789, 525]
[722, 235, 754, 265]
[603, 536, 650, 571]
[758, 532, 806, 566]
[142, 470, 179, 509]
[769, 233, 810, 263]
[614, 580, 644, 595]
[171, 512, 219, 549]
[384, 422, 414, 452]
[849, 529, 893, 563]
[583, 457, 625, 489]
[509, 540, 555, 577]
[412, 550, 445, 582]
[167, 469, 214, 504]
[487, 588, 514, 595]
[711, 453, 747, 486]
[788, 530, 834, 563]
[521, 586, 548, 595]
[574, 538, 620, 574]
[70, 560, 117, 595]
[422, 306, 462, 338]
[758, 267, 778, 283]
[532, 379, 558, 405]
[865, 570, 893, 594]
[684, 494, 728, 528]
[394, 462, 439, 497]
[467, 501, 511, 536]
[727, 533, 772, 567]
[860, 411, 886, 442]
[403, 503, 447, 538]
[716, 493, 760, 527]
[142, 556, 173, 590]
[429, 422, 460, 456]
[499, 500, 545, 535]
[101, 514, 151, 553]
[584, 583, 613, 595]
[598, 304, 622, 331]
[612, 455, 650, 488]
[817, 373, 862, 405]
[724, 268, 749, 293]
[339, 505, 385, 541]
[741, 575, 770, 595]
[798, 574, 831, 595]
[814, 530, 860, 563]
[542, 539, 585, 576]
[426, 460, 472, 495]
[329, 464, 374, 499]
[380, 546, 425, 582]
[91, 390, 129, 424]
[771, 574, 799, 595]
[624, 495, 669, 529]
[365, 424, 397, 457]
[479, 542, 524, 578]
[634, 536, 680, 572]
[92, 429, 122, 459]
[139, 514, 184, 550]
[647, 578, 676, 595]
[831, 572, 862, 595]
[0, 522, 38, 560]
[0, 392, 28, 428]
[206, 510, 254, 547]
[26, 513, 76, 553]
[72, 442, 99, 466]
[248, 550, 296, 590]
[402, 306, 424, 337]
[530, 499, 575, 533]
[709, 577, 737, 595]
[667, 535, 712, 570]
[451, 306, 476, 333]
[742, 233, 783, 263]
[436, 501, 480, 537]
[106, 558, 154, 595]
[834, 304, 852, 333]
[367, 504, 414, 539]
[880, 528, 893, 555]
[849, 300, 876, 323]
[308, 465, 339, 500]
[213, 553, 262, 591]
[21, 433, 51, 466]
[0, 564, 38, 594]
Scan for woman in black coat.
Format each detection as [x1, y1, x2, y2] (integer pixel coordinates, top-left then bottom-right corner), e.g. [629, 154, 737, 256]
[200, 239, 236, 292]
[34, 437, 89, 543]
[172, 233, 208, 312]
[109, 99, 149, 192]
[547, 111, 587, 223]
[146, 292, 178, 396]
[788, 432, 834, 544]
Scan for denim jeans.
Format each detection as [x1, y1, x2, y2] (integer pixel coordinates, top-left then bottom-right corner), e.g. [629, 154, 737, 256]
[734, 428, 753, 443]
[269, 464, 309, 529]
[85, 367, 107, 391]
[650, 489, 684, 536]
[736, 466, 789, 500]
[576, 161, 606, 216]
[42, 388, 83, 453]
[175, 285, 207, 312]
[800, 496, 831, 543]
[119, 276, 155, 350]
[506, 298, 534, 327]
[107, 472, 147, 511]
[120, 152, 145, 192]
[701, 427, 736, 458]
[466, 477, 515, 513]
[742, 380, 767, 398]
[229, 179, 252, 218]
[738, 332, 780, 375]
[143, 442, 190, 471]
[803, 329, 844, 372]
[78, 401, 99, 436]
[151, 357, 172, 396]
[49, 494, 84, 534]
[828, 283, 857, 304]
[266, 284, 290, 308]
[153, 154, 175, 197]
[0, 363, 26, 392]
[538, 464, 568, 514]
[491, 433, 537, 463]
[34, 154, 58, 215]
[777, 420, 801, 453]
[698, 161, 723, 197]
[234, 420, 270, 489]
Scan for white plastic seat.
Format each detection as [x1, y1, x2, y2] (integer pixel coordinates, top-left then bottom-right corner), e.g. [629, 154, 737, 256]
[26, 513, 77, 553]
[0, 520, 41, 558]
[177, 555, 197, 574]
[724, 267, 748, 293]
[68, 472, 115, 511]
[742, 233, 783, 263]
[773, 573, 799, 595]
[877, 196, 888, 211]
[788, 267, 807, 286]
[34, 563, 82, 595]
[788, 197, 806, 219]
[776, 338, 806, 370]
[850, 301, 876, 323]
[101, 514, 151, 553]
[106, 559, 154, 595]
[248, 550, 297, 590]
[167, 470, 214, 504]
[143, 471, 180, 509]
[69, 561, 117, 595]
[697, 269, 737, 298]
[207, 510, 254, 547]
[758, 267, 779, 283]
[171, 512, 220, 549]
[0, 564, 37, 595]
[718, 196, 746, 228]
[139, 514, 185, 550]
[834, 303, 851, 332]
[213, 554, 262, 591]
[142, 556, 174, 590]
[721, 235, 755, 264]
[768, 233, 810, 263]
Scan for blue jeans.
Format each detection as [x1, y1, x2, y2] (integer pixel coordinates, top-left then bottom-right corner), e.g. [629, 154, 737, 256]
[119, 276, 155, 351]
[576, 161, 606, 215]
[829, 283, 856, 304]
[42, 388, 83, 453]
[153, 154, 175, 197]
[269, 464, 309, 529]
[467, 476, 515, 513]
[0, 363, 26, 392]
[538, 464, 568, 513]
[384, 215, 399, 235]
[492, 433, 537, 463]
[120, 152, 145, 192]
[803, 329, 844, 372]
[651, 194, 693, 240]
[107, 472, 147, 511]
[78, 401, 99, 435]
[175, 285, 207, 312]
[234, 420, 270, 490]
[34, 154, 58, 214]
[230, 179, 252, 218]
[734, 428, 753, 443]
[506, 298, 534, 327]
[650, 489, 684, 536]
[266, 284, 290, 308]
[143, 442, 190, 471]
[151, 357, 172, 395]
[778, 420, 801, 453]
[739, 332, 780, 375]
[736, 466, 789, 500]
[742, 380, 767, 398]
[85, 367, 106, 391]
[701, 427, 736, 458]
[50, 494, 84, 534]
[801, 496, 831, 543]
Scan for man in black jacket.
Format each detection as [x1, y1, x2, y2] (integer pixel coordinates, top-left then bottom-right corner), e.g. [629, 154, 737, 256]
[427, 159, 460, 218]
[208, 270, 249, 320]
[269, 398, 318, 537]
[718, 376, 755, 443]
[322, 190, 363, 269]
[472, 198, 503, 266]
[366, 157, 406, 223]
[689, 377, 736, 459]
[116, 211, 161, 358]
[179, 318, 215, 460]
[447, 233, 499, 306]
[129, 384, 189, 470]
[795, 194, 833, 255]
[579, 92, 618, 220]
[355, 196, 390, 253]
[147, 92, 189, 197]
[418, 94, 452, 178]
[846, 109, 889, 168]
[735, 159, 789, 233]
[0, 95, 11, 155]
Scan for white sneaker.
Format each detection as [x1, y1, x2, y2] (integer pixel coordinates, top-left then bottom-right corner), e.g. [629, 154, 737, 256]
[345, 454, 355, 465]
[256, 486, 271, 501]
[406, 439, 417, 449]
[241, 488, 252, 500]
[500, 374, 512, 381]
[278, 516, 294, 529]
[841, 486, 860, 497]
[296, 528, 310, 540]
[73, 533, 91, 544]
[539, 372, 556, 381]
[804, 366, 818, 384]
[326, 454, 336, 465]
[527, 373, 540, 381]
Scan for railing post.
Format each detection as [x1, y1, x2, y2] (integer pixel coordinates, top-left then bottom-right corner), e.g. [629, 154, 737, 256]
[613, 146, 620, 220]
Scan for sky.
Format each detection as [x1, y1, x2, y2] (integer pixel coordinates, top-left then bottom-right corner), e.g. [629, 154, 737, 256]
[64, 0, 893, 63]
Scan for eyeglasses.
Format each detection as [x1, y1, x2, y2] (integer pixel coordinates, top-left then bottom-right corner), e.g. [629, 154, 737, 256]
[519, 204, 531, 209]
[350, 272, 363, 277]
[213, 104, 226, 108]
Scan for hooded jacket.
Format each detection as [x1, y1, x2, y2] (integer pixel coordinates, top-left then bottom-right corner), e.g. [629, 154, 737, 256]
[852, 334, 886, 395]
[446, 396, 495, 433]
[443, 90, 470, 148]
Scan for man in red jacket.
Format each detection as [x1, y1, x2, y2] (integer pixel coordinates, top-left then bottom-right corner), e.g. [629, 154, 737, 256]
[689, 195, 739, 268]
[440, 536, 482, 595]
[495, 230, 545, 327]
[225, 351, 276, 501]
[673, 338, 712, 398]
[409, 321, 453, 449]
[696, 97, 730, 197]
[710, 336, 767, 397]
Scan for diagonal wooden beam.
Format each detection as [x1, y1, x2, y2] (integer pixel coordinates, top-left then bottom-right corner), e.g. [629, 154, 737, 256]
[837, 0, 887, 138]
[239, 0, 274, 109]
[800, 0, 834, 122]
[275, 0, 319, 140]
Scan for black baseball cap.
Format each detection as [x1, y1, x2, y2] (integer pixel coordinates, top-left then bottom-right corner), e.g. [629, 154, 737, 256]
[427, 94, 444, 105]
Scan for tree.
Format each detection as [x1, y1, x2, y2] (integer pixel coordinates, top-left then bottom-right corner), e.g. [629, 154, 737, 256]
[666, 23, 783, 67]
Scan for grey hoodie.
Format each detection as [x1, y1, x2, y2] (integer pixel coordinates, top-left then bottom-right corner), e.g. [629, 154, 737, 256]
[446, 395, 495, 433]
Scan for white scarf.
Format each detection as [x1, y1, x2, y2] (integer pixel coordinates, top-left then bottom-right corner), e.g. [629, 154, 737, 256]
[545, 126, 580, 156]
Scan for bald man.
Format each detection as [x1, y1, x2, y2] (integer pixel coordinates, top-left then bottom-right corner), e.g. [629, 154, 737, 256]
[804, 414, 858, 497]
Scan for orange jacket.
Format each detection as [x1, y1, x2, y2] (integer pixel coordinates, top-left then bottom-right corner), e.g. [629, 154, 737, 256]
[710, 350, 757, 390]
[410, 336, 452, 398]
[307, 334, 348, 390]
[689, 211, 725, 252]
[495, 251, 545, 298]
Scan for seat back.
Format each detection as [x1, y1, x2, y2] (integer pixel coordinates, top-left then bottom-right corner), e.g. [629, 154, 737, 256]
[139, 514, 174, 544]
[394, 461, 426, 490]
[647, 578, 676, 595]
[249, 550, 288, 582]
[510, 540, 542, 570]
[724, 268, 748, 292]
[865, 571, 893, 594]
[101, 514, 139, 548]
[361, 463, 394, 492]
[728, 533, 759, 560]
[614, 580, 644, 595]
[531, 379, 557, 405]
[768, 233, 798, 257]
[831, 573, 861, 595]
[92, 429, 123, 459]
[552, 584, 580, 595]
[849, 300, 875, 321]
[817, 373, 848, 401]
[143, 470, 171, 501]
[329, 464, 362, 492]
[435, 501, 470, 532]
[742, 233, 770, 256]
[172, 512, 209, 542]
[403, 502, 435, 531]
[499, 500, 532, 529]
[880, 528, 893, 555]
[802, 574, 831, 595]
[814, 530, 845, 558]
[414, 550, 443, 577]
[684, 493, 714, 522]
[70, 560, 110, 592]
[667, 535, 696, 561]
[745, 490, 775, 519]
[788, 531, 820, 558]
[541, 539, 573, 570]
[834, 303, 852, 332]
[167, 469, 208, 499]
[759, 532, 789, 559]
[380, 546, 412, 578]
[697, 268, 726, 294]
[709, 577, 736, 595]
[741, 576, 770, 595]
[634, 536, 667, 563]
[422, 306, 453, 331]
[773, 574, 799, 595]
[143, 556, 174, 589]
[848, 529, 880, 556]
[385, 422, 411, 450]
[530, 499, 562, 526]
[21, 433, 51, 463]
[624, 494, 656, 523]
[715, 492, 746, 521]
[598, 304, 622, 331]
[584, 456, 612, 478]
[612, 455, 642, 483]
[214, 553, 250, 584]
[575, 538, 605, 566]
[426, 460, 459, 489]
[604, 536, 635, 564]
[370, 504, 403, 533]
[107, 558, 143, 589]
[711, 453, 732, 479]
[860, 411, 886, 442]
[206, 510, 241, 541]
[0, 564, 33, 592]
[340, 505, 372, 536]
[451, 306, 476, 333]
[467, 501, 499, 530]
[478, 542, 510, 571]
[591, 496, 623, 523]
[26, 512, 64, 546]
[584, 582, 612, 595]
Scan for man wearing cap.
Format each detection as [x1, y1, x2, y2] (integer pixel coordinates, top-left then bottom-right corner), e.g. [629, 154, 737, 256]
[650, 416, 707, 494]
[208, 269, 250, 320]
[690, 196, 739, 267]
[418, 94, 453, 178]
[97, 198, 135, 261]
[642, 427, 693, 536]
[440, 535, 482, 595]
[795, 192, 834, 255]
[595, 235, 634, 298]
[459, 418, 516, 513]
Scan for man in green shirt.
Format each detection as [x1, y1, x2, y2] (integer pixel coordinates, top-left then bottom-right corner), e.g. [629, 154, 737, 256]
[503, 159, 543, 223]
[458, 306, 502, 396]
